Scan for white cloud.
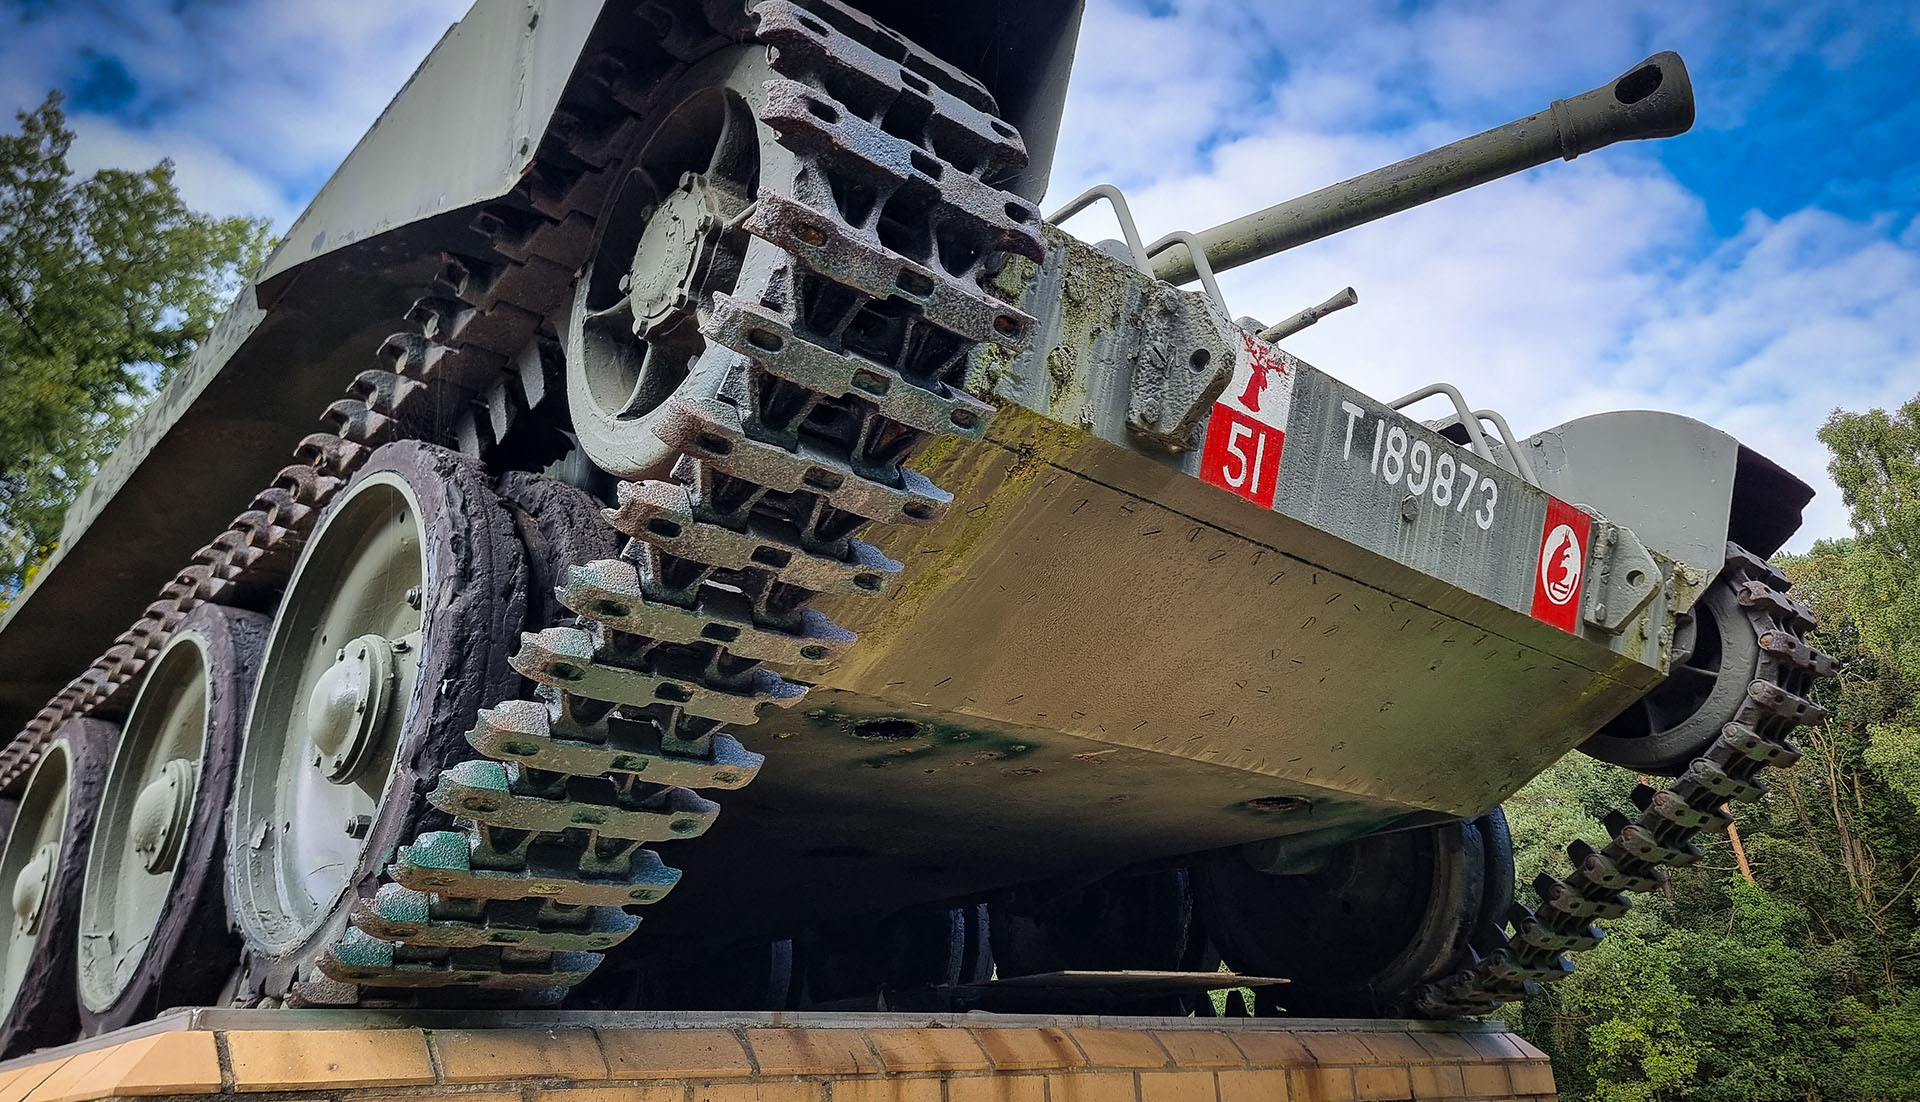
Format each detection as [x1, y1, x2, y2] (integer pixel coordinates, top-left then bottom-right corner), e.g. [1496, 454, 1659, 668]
[65, 123, 299, 226]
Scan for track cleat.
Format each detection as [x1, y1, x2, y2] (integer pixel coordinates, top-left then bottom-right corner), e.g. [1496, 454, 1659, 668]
[652, 397, 952, 525]
[558, 559, 855, 666]
[320, 927, 600, 989]
[704, 295, 995, 439]
[430, 759, 720, 842]
[510, 626, 807, 722]
[605, 480, 901, 598]
[465, 699, 763, 788]
[349, 885, 639, 953]
[391, 830, 681, 907]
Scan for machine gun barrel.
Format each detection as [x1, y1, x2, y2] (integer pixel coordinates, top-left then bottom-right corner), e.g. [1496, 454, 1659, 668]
[1150, 52, 1694, 286]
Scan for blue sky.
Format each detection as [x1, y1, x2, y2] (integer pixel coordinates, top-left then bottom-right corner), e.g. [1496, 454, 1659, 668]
[3, 0, 1916, 550]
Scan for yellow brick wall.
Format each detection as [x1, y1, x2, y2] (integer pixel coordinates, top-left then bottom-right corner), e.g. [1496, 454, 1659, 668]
[0, 1019, 1556, 1102]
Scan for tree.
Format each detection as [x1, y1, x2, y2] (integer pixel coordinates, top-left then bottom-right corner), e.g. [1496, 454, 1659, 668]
[1505, 391, 1920, 1099]
[0, 92, 272, 594]
[1820, 398, 1920, 692]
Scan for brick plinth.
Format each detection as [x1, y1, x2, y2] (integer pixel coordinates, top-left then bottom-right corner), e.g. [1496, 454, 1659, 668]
[0, 1010, 1554, 1102]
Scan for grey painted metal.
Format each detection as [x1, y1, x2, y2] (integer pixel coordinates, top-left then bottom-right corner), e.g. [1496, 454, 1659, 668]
[76, 630, 209, 1013]
[1384, 384, 1519, 481]
[1144, 232, 1228, 316]
[1151, 52, 1695, 286]
[1469, 409, 1535, 484]
[1580, 519, 1662, 635]
[1259, 286, 1357, 343]
[1523, 410, 1744, 614]
[228, 473, 427, 957]
[978, 229, 1669, 657]
[654, 236, 1686, 933]
[1046, 185, 1152, 274]
[258, 0, 604, 287]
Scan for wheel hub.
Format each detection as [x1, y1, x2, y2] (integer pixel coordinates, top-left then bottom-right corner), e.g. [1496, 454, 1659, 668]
[626, 174, 726, 340]
[11, 843, 55, 935]
[305, 633, 396, 783]
[565, 73, 762, 480]
[127, 759, 198, 874]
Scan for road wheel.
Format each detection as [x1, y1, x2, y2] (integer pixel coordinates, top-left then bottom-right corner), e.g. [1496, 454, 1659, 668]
[226, 441, 525, 1002]
[0, 719, 110, 1055]
[77, 603, 267, 1033]
[1197, 813, 1510, 1018]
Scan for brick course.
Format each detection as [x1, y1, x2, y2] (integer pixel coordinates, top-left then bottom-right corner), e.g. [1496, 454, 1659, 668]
[0, 1014, 1553, 1102]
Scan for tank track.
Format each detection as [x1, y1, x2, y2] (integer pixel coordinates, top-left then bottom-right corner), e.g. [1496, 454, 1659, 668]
[1414, 545, 1837, 1016]
[0, 0, 1042, 1002]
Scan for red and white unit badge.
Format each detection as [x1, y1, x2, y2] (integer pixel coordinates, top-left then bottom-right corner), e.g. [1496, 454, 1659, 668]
[1531, 497, 1592, 633]
[1200, 333, 1294, 508]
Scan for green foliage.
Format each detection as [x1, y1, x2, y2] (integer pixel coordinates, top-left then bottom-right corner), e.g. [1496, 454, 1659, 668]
[1505, 389, 1920, 1100]
[1863, 722, 1920, 811]
[1819, 399, 1920, 692]
[0, 92, 272, 592]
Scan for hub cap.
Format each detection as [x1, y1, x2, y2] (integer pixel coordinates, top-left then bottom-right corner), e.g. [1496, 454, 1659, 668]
[127, 759, 196, 874]
[304, 634, 396, 783]
[12, 845, 55, 935]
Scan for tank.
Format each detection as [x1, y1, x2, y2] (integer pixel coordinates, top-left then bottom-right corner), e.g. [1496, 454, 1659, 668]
[0, 0, 1831, 1051]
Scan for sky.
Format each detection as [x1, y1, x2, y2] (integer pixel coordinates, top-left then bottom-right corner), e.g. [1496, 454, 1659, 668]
[2, 0, 1915, 552]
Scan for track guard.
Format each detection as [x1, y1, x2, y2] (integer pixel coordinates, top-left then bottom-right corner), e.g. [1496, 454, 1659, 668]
[1521, 410, 1812, 615]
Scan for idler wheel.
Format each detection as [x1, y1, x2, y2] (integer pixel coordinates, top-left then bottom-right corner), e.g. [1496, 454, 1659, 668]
[1580, 577, 1762, 774]
[0, 719, 110, 1056]
[226, 441, 525, 1002]
[1197, 811, 1511, 1018]
[566, 47, 768, 479]
[76, 603, 267, 1033]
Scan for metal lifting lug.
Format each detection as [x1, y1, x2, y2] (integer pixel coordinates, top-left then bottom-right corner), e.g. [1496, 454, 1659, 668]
[1581, 514, 1662, 634]
[1124, 284, 1236, 452]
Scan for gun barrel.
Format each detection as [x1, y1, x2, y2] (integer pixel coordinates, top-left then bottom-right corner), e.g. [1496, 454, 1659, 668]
[1151, 52, 1694, 286]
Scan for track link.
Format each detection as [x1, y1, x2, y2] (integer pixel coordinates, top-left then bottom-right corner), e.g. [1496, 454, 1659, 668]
[1414, 545, 1837, 1015]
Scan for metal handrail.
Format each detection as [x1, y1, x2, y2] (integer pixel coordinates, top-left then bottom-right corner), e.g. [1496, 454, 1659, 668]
[1045, 184, 1153, 276]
